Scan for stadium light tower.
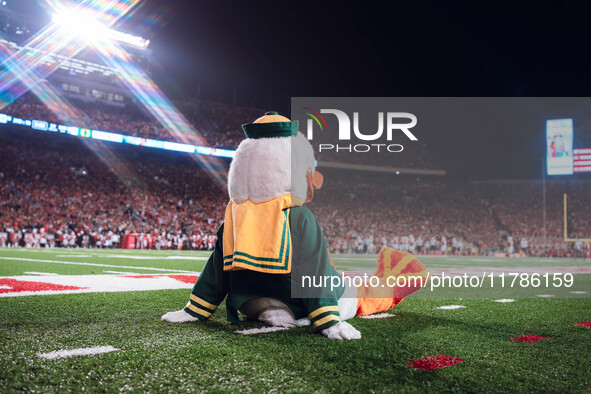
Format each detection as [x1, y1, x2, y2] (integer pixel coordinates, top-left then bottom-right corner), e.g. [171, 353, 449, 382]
[52, 8, 150, 48]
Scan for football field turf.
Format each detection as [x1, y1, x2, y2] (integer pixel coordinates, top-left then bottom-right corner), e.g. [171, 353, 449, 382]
[1, 248, 590, 392]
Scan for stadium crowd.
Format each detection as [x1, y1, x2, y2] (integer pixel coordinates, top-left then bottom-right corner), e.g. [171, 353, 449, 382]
[3, 93, 256, 150]
[310, 177, 591, 258]
[1, 132, 590, 257]
[0, 137, 226, 251]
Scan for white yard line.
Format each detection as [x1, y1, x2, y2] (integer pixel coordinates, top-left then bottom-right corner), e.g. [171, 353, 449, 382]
[103, 270, 141, 275]
[38, 346, 119, 360]
[493, 299, 516, 303]
[0, 257, 198, 274]
[437, 305, 466, 310]
[23, 272, 60, 276]
[98, 255, 207, 260]
[235, 327, 290, 335]
[359, 313, 395, 319]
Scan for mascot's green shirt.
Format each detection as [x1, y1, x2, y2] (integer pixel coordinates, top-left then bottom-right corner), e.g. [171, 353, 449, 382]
[183, 206, 345, 331]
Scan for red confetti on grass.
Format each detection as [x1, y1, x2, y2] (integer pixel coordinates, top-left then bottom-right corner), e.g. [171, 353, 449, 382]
[509, 334, 551, 343]
[405, 355, 464, 370]
[571, 321, 591, 328]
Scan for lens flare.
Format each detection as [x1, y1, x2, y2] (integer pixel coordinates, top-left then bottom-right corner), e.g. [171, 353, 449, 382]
[1, 0, 228, 189]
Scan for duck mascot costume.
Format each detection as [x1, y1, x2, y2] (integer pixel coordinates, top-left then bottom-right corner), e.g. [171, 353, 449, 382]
[162, 112, 429, 339]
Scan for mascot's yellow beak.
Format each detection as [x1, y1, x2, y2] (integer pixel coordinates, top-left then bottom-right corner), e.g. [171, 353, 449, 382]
[306, 169, 323, 203]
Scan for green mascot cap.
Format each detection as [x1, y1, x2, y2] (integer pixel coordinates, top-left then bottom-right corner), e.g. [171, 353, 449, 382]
[241, 111, 299, 139]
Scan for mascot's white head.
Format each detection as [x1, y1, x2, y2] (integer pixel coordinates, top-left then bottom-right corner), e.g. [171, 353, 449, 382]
[228, 111, 323, 205]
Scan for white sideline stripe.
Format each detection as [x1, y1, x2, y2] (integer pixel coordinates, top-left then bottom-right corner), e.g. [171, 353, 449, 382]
[537, 294, 555, 298]
[235, 326, 290, 335]
[56, 254, 92, 258]
[359, 313, 394, 319]
[570, 291, 587, 294]
[103, 270, 141, 275]
[99, 255, 207, 260]
[39, 345, 119, 360]
[0, 257, 198, 273]
[493, 299, 516, 303]
[23, 272, 60, 276]
[437, 305, 466, 310]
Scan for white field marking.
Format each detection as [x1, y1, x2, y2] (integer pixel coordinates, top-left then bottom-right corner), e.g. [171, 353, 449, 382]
[493, 299, 516, 303]
[0, 257, 198, 274]
[235, 326, 290, 335]
[56, 254, 92, 258]
[38, 345, 119, 360]
[359, 313, 394, 319]
[0, 273, 199, 297]
[97, 254, 207, 261]
[23, 272, 60, 276]
[570, 291, 588, 294]
[437, 305, 466, 310]
[0, 285, 11, 289]
[537, 294, 555, 298]
[103, 270, 141, 275]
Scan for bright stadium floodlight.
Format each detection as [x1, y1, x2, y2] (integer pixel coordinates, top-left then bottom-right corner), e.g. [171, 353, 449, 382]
[52, 8, 109, 43]
[52, 8, 150, 48]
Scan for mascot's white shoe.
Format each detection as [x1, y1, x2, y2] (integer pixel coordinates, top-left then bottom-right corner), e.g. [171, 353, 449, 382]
[161, 309, 199, 323]
[258, 309, 297, 328]
[321, 321, 361, 340]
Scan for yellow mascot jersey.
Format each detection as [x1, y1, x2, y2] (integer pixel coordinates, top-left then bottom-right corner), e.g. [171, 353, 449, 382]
[222, 194, 294, 274]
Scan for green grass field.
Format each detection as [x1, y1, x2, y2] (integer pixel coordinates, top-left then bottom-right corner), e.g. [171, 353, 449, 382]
[1, 248, 590, 392]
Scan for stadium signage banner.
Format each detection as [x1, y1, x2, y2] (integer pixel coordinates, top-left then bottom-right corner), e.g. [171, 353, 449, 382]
[546, 118, 574, 175]
[0, 112, 235, 159]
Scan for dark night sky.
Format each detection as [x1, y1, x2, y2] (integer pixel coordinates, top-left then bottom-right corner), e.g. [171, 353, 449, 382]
[148, 0, 591, 179]
[8, 0, 591, 179]
[147, 1, 591, 103]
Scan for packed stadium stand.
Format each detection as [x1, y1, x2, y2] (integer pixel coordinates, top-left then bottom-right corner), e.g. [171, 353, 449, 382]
[3, 92, 257, 150]
[1, 120, 589, 257]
